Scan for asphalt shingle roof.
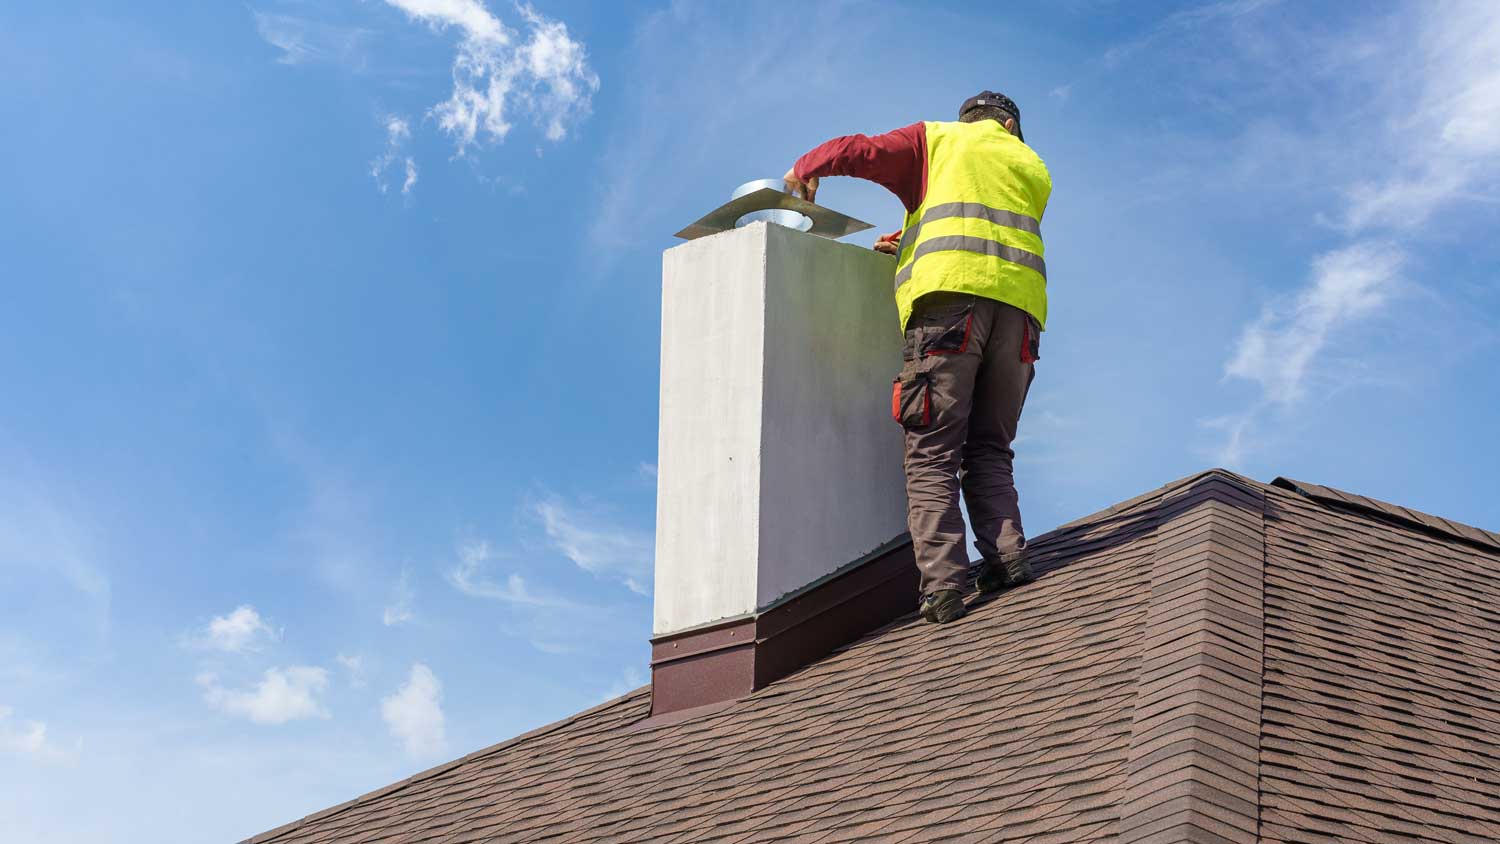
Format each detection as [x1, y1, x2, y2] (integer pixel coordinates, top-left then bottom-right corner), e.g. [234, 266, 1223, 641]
[246, 470, 1500, 844]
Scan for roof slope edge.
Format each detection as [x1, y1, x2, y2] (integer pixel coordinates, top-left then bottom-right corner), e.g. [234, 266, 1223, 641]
[1272, 476, 1500, 553]
[1119, 472, 1266, 844]
[242, 688, 652, 844]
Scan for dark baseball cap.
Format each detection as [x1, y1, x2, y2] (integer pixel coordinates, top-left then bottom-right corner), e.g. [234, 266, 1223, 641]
[960, 91, 1023, 141]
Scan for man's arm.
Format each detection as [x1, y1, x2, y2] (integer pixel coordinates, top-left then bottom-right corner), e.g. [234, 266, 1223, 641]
[873, 230, 902, 255]
[782, 122, 928, 214]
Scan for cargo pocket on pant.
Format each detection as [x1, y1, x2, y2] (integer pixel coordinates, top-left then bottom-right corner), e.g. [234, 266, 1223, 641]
[1020, 317, 1041, 364]
[892, 371, 932, 428]
[919, 302, 975, 357]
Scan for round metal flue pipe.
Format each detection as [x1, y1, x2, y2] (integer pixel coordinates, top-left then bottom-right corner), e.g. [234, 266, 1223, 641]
[731, 179, 813, 232]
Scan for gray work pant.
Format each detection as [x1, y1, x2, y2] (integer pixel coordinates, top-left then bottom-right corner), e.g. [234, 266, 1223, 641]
[891, 292, 1037, 596]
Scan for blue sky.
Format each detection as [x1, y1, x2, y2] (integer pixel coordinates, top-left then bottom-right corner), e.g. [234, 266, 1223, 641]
[2, 1, 1498, 841]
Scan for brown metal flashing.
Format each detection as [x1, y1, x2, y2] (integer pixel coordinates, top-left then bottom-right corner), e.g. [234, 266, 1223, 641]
[1272, 476, 1500, 553]
[754, 541, 917, 688]
[650, 616, 755, 663]
[646, 540, 918, 717]
[648, 637, 757, 715]
[1119, 471, 1266, 844]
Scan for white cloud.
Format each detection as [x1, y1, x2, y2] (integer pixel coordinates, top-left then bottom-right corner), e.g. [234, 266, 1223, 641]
[382, 0, 506, 42]
[198, 667, 329, 724]
[1202, 412, 1256, 468]
[382, 569, 414, 626]
[1224, 242, 1404, 405]
[446, 539, 563, 607]
[445, 537, 635, 654]
[0, 706, 46, 755]
[381, 663, 446, 759]
[0, 705, 77, 762]
[382, 0, 598, 154]
[1209, 2, 1498, 461]
[402, 156, 419, 195]
[253, 12, 370, 68]
[202, 605, 278, 653]
[1342, 3, 1500, 232]
[336, 653, 367, 689]
[535, 499, 652, 595]
[371, 115, 416, 196]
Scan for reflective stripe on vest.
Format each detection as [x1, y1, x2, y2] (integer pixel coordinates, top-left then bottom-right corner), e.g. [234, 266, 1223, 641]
[897, 201, 1041, 257]
[893, 202, 1046, 291]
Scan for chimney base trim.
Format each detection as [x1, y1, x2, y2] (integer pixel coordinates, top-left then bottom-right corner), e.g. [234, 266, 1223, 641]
[647, 540, 919, 718]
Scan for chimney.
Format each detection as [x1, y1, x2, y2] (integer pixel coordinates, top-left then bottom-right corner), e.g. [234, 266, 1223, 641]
[649, 217, 918, 717]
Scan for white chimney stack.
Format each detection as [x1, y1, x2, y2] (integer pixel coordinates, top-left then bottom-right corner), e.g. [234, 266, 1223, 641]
[650, 221, 915, 715]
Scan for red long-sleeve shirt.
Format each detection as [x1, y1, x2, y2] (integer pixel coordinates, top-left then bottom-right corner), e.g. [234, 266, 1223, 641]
[793, 122, 929, 216]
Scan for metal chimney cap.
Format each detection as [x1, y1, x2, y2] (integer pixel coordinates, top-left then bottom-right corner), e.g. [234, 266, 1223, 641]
[674, 179, 873, 241]
[731, 178, 791, 200]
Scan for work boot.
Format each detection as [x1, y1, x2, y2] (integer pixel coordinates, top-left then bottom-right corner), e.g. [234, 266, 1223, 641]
[976, 553, 1034, 594]
[1004, 552, 1035, 586]
[975, 560, 1009, 594]
[919, 589, 967, 624]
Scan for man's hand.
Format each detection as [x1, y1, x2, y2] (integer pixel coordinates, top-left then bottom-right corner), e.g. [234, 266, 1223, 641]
[873, 230, 902, 255]
[783, 167, 818, 203]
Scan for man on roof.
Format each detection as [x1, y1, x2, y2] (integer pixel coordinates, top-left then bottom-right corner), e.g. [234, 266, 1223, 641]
[784, 91, 1052, 625]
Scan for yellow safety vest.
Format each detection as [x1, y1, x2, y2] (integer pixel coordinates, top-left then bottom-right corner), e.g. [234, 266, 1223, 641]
[894, 120, 1051, 331]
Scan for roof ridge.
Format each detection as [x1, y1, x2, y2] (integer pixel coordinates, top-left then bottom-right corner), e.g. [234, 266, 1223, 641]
[1048, 468, 1262, 536]
[1271, 477, 1500, 554]
[1118, 471, 1267, 844]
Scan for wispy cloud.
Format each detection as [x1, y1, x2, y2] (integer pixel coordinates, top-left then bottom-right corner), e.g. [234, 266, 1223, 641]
[1206, 1, 1500, 464]
[382, 0, 599, 155]
[444, 526, 644, 654]
[1340, 4, 1500, 233]
[381, 663, 446, 759]
[0, 705, 79, 762]
[252, 11, 369, 68]
[1224, 242, 1404, 405]
[371, 115, 417, 196]
[401, 156, 419, 194]
[382, 568, 415, 626]
[535, 498, 652, 595]
[0, 706, 47, 754]
[336, 653, 367, 689]
[445, 539, 567, 607]
[199, 604, 280, 653]
[197, 666, 330, 725]
[1103, 0, 1281, 69]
